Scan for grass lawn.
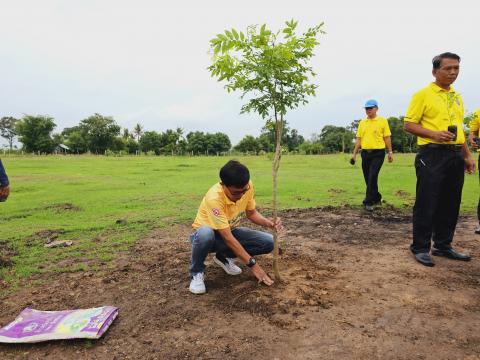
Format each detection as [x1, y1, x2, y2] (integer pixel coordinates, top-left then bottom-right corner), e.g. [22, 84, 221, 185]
[0, 154, 478, 289]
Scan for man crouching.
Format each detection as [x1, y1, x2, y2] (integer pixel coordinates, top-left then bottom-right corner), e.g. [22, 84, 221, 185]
[189, 160, 282, 294]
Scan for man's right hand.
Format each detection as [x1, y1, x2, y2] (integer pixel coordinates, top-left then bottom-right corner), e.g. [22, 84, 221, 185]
[431, 131, 456, 142]
[469, 134, 479, 149]
[251, 264, 274, 286]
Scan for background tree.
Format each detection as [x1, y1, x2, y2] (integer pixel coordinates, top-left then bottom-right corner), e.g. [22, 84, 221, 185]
[16, 115, 57, 153]
[126, 137, 139, 154]
[318, 125, 354, 153]
[139, 131, 163, 154]
[0, 116, 19, 150]
[122, 128, 132, 140]
[206, 132, 231, 155]
[62, 126, 89, 154]
[285, 128, 305, 152]
[78, 113, 121, 154]
[235, 135, 261, 154]
[387, 116, 417, 153]
[209, 20, 324, 279]
[186, 131, 207, 155]
[133, 123, 144, 142]
[161, 128, 185, 155]
[298, 133, 323, 154]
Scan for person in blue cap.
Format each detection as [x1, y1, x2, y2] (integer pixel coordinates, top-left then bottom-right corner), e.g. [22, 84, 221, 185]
[351, 99, 393, 211]
[0, 159, 10, 202]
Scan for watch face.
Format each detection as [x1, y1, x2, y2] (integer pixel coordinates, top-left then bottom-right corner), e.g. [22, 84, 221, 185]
[248, 257, 256, 267]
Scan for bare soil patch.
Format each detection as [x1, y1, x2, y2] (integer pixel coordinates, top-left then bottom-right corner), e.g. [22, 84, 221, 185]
[45, 203, 81, 212]
[1, 207, 479, 360]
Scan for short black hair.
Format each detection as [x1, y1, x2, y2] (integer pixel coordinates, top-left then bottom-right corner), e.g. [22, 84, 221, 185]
[220, 160, 250, 187]
[432, 52, 460, 70]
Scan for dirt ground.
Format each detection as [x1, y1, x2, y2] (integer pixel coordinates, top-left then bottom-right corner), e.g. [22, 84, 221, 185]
[1, 207, 480, 360]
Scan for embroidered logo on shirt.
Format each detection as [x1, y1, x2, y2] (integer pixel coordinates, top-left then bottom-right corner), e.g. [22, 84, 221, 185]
[211, 208, 220, 216]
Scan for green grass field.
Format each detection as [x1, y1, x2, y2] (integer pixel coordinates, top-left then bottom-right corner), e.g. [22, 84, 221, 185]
[0, 154, 478, 288]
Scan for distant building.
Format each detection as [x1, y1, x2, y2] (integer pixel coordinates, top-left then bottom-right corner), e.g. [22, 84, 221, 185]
[55, 144, 70, 154]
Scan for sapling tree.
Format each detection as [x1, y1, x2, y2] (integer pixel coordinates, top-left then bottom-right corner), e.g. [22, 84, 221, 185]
[208, 20, 324, 280]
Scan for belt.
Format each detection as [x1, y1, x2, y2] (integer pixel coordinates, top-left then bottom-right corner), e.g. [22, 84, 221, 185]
[362, 149, 385, 153]
[419, 144, 463, 151]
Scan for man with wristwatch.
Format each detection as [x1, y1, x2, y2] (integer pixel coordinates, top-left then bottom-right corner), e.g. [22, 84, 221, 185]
[351, 99, 393, 211]
[404, 52, 475, 267]
[189, 160, 282, 294]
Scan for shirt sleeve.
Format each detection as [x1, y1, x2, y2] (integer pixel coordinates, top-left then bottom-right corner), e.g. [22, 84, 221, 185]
[383, 119, 392, 137]
[470, 110, 480, 132]
[0, 159, 9, 187]
[356, 121, 364, 138]
[246, 183, 256, 211]
[204, 198, 230, 230]
[404, 91, 425, 124]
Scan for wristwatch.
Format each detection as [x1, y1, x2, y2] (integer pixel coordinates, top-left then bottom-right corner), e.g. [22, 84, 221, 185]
[247, 257, 256, 267]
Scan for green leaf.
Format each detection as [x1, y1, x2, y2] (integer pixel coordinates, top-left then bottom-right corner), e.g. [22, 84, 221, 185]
[232, 28, 239, 40]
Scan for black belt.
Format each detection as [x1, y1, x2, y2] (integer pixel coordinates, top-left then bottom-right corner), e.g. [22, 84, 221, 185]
[362, 149, 385, 153]
[419, 144, 463, 151]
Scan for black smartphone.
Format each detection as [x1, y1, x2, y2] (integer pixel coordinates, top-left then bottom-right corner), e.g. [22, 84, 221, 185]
[350, 158, 355, 165]
[447, 125, 457, 141]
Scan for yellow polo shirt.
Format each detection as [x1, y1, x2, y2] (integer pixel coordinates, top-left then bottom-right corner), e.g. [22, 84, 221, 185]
[356, 116, 391, 149]
[468, 109, 480, 152]
[404, 82, 465, 145]
[192, 181, 256, 230]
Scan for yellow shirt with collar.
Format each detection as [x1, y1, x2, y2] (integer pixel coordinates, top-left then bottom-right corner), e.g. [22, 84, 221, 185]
[468, 109, 480, 132]
[468, 109, 480, 152]
[404, 82, 465, 145]
[356, 116, 391, 150]
[192, 181, 256, 230]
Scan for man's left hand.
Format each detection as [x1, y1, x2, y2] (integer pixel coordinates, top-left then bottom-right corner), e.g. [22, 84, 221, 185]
[464, 156, 476, 174]
[387, 152, 394, 163]
[268, 217, 283, 232]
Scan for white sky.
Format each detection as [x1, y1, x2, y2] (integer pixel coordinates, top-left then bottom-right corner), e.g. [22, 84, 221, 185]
[1, 0, 478, 146]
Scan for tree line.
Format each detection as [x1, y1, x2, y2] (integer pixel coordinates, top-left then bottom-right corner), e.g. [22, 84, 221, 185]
[0, 114, 232, 155]
[0, 113, 443, 155]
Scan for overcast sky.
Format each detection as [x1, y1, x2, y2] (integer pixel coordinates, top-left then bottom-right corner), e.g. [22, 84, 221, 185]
[1, 0, 478, 146]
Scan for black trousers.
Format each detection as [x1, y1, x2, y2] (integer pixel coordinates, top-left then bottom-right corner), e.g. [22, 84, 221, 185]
[411, 146, 465, 253]
[361, 149, 385, 206]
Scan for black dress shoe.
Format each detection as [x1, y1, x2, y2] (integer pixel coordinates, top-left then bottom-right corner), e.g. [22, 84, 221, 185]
[431, 248, 471, 261]
[412, 252, 435, 267]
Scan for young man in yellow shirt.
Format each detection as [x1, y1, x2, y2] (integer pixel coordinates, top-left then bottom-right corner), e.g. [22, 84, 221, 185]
[404, 52, 475, 267]
[189, 160, 282, 294]
[468, 109, 480, 234]
[351, 99, 393, 211]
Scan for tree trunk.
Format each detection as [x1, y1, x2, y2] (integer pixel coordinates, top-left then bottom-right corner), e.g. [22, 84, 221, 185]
[272, 115, 283, 281]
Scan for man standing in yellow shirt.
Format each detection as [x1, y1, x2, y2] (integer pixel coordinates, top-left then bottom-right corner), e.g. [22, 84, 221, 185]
[189, 160, 282, 294]
[404, 52, 475, 267]
[468, 109, 480, 234]
[351, 99, 393, 211]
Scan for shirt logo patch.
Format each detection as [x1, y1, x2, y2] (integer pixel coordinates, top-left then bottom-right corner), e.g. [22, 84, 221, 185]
[456, 98, 460, 105]
[211, 208, 220, 216]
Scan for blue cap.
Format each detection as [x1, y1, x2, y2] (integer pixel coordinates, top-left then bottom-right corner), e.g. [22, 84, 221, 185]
[364, 99, 378, 108]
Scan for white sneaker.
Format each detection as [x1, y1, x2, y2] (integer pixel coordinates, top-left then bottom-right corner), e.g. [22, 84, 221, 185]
[213, 256, 242, 275]
[189, 273, 206, 294]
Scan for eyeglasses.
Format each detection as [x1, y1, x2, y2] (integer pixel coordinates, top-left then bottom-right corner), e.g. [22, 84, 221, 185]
[226, 184, 250, 196]
[365, 107, 375, 110]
